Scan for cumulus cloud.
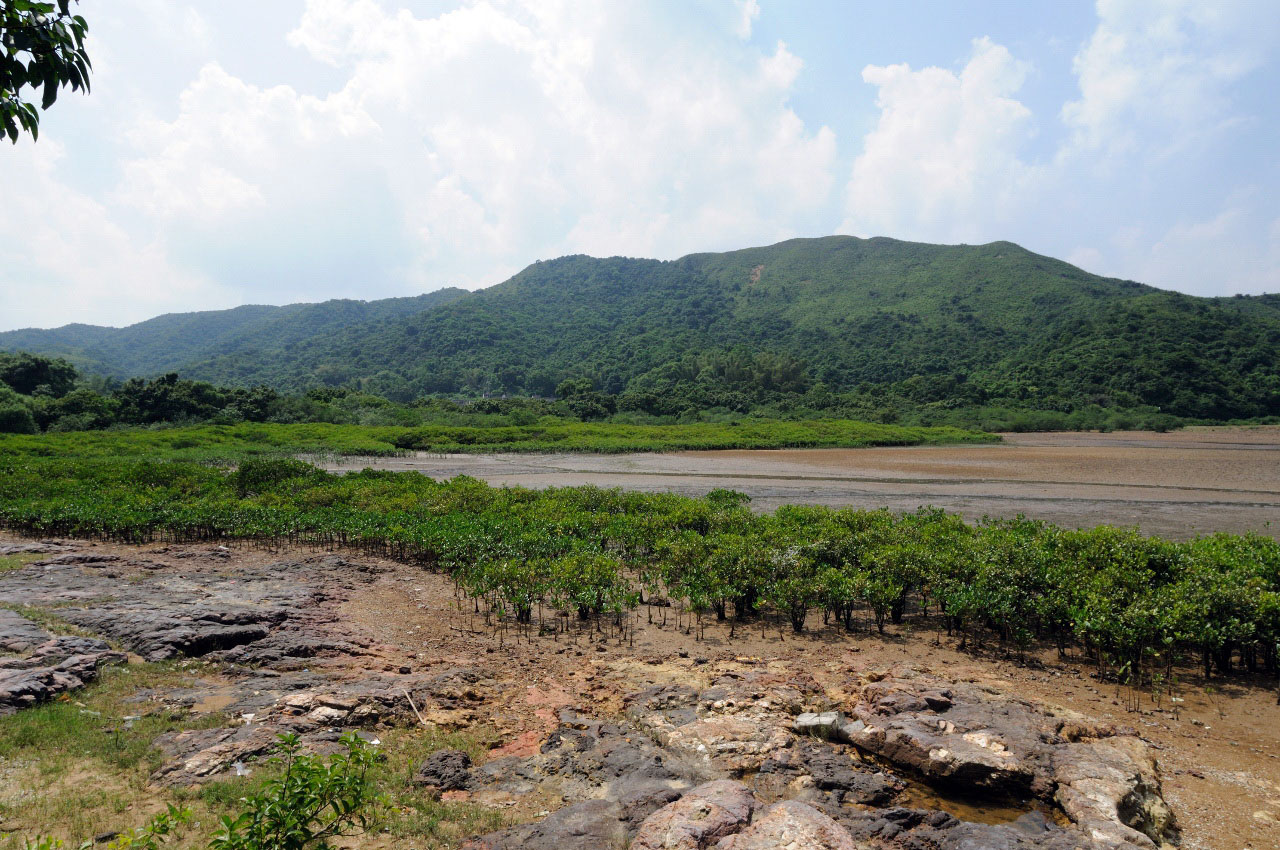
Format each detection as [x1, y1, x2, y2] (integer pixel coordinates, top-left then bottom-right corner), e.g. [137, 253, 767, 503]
[1062, 0, 1278, 158]
[115, 63, 378, 221]
[0, 142, 230, 330]
[2, 0, 1276, 331]
[0, 0, 841, 329]
[841, 37, 1037, 243]
[735, 0, 761, 39]
[283, 0, 834, 266]
[1083, 200, 1280, 296]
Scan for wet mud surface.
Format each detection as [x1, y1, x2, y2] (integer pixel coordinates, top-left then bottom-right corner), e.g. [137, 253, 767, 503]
[2, 535, 1277, 849]
[319, 428, 1280, 539]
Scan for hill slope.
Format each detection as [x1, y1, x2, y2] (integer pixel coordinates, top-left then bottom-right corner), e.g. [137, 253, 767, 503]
[0, 289, 469, 378]
[6, 237, 1279, 419]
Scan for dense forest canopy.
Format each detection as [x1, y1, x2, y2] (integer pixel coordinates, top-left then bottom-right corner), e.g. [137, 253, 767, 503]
[3, 236, 1279, 425]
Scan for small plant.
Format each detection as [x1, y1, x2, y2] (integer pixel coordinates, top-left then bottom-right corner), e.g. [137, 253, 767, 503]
[108, 805, 193, 850]
[22, 805, 191, 850]
[209, 732, 384, 850]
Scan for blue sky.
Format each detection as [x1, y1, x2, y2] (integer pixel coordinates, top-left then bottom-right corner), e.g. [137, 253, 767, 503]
[2, 0, 1277, 330]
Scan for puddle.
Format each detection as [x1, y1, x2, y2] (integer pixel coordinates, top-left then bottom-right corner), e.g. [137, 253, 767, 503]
[892, 773, 1067, 826]
[192, 688, 239, 713]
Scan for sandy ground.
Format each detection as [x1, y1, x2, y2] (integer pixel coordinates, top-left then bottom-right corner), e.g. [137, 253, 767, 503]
[319, 427, 1280, 540]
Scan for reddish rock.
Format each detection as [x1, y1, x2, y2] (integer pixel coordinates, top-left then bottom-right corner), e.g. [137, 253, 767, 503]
[716, 800, 857, 850]
[631, 779, 760, 850]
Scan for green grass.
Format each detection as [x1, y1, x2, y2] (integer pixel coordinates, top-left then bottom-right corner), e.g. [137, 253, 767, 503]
[0, 418, 995, 465]
[0, 663, 229, 848]
[0, 660, 508, 850]
[0, 554, 40, 573]
[393, 418, 997, 454]
[0, 663, 225, 773]
[0, 422, 409, 463]
[0, 604, 105, 640]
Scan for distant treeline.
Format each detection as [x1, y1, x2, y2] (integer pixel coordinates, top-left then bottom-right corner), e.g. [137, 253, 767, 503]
[1, 349, 1266, 436]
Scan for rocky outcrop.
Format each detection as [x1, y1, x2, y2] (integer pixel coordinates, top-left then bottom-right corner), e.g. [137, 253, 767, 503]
[755, 737, 904, 807]
[461, 799, 628, 850]
[630, 780, 760, 850]
[31, 553, 121, 566]
[151, 725, 285, 784]
[0, 612, 125, 713]
[0, 607, 52, 652]
[839, 806, 1091, 850]
[626, 670, 822, 774]
[0, 540, 75, 556]
[0, 540, 1183, 850]
[840, 674, 1179, 849]
[716, 799, 856, 850]
[413, 748, 474, 795]
[0, 556, 358, 664]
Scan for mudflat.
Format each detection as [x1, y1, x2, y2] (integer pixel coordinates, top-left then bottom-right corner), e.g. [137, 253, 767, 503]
[320, 426, 1280, 539]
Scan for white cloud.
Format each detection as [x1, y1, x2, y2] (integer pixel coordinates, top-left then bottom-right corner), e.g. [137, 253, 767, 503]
[0, 142, 230, 330]
[0, 0, 838, 329]
[114, 62, 378, 221]
[841, 37, 1037, 243]
[1061, 0, 1277, 158]
[3, 0, 1277, 333]
[735, 0, 761, 39]
[1103, 201, 1280, 296]
[276, 0, 837, 266]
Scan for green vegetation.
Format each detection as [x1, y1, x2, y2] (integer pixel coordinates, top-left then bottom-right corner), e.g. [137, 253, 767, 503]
[1, 0, 92, 143]
[0, 292, 466, 379]
[6, 236, 1277, 425]
[0, 418, 992, 461]
[209, 733, 381, 850]
[1, 441, 1276, 701]
[1, 661, 502, 849]
[391, 418, 992, 453]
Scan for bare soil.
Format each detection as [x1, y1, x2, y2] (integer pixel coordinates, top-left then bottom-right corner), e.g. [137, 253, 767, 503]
[320, 427, 1280, 539]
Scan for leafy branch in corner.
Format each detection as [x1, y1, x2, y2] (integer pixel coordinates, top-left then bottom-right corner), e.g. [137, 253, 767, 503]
[1, 0, 91, 142]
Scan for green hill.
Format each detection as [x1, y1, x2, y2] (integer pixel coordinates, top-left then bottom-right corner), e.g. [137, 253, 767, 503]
[0, 289, 469, 379]
[5, 236, 1279, 420]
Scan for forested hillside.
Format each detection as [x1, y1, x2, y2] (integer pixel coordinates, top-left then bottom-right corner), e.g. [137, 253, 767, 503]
[0, 289, 468, 378]
[5, 236, 1279, 421]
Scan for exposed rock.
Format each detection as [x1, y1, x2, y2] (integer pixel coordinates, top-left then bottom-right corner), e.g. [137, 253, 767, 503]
[794, 711, 844, 740]
[66, 608, 273, 662]
[0, 558, 347, 663]
[631, 780, 760, 850]
[0, 540, 1184, 850]
[840, 674, 1178, 848]
[756, 738, 903, 806]
[0, 612, 125, 713]
[151, 725, 285, 785]
[613, 778, 687, 831]
[629, 672, 813, 773]
[838, 806, 1096, 850]
[717, 799, 856, 850]
[461, 799, 628, 850]
[1053, 734, 1179, 849]
[413, 748, 473, 794]
[31, 553, 121, 566]
[472, 709, 702, 806]
[0, 607, 52, 653]
[0, 540, 75, 556]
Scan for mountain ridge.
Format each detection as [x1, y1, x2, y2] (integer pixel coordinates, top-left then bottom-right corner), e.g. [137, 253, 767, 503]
[4, 236, 1278, 420]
